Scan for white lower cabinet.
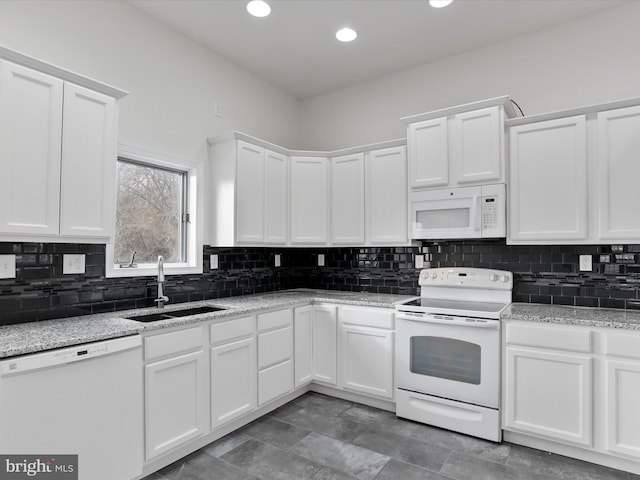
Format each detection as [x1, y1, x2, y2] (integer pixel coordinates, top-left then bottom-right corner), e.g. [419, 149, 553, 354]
[339, 306, 394, 400]
[210, 315, 257, 429]
[604, 332, 640, 458]
[144, 326, 208, 461]
[311, 305, 338, 385]
[504, 320, 640, 470]
[294, 304, 338, 386]
[257, 309, 294, 405]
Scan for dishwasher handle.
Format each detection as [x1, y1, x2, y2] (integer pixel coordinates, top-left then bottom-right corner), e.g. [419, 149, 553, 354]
[0, 335, 141, 376]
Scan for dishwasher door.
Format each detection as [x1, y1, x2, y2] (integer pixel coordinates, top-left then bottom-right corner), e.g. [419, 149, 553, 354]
[0, 335, 143, 480]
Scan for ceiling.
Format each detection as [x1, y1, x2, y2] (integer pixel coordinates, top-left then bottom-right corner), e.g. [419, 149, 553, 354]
[130, 0, 628, 100]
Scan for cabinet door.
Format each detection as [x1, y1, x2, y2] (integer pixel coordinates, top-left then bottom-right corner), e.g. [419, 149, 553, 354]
[290, 156, 328, 244]
[331, 153, 365, 244]
[605, 359, 640, 458]
[508, 116, 587, 243]
[264, 149, 288, 244]
[60, 82, 117, 238]
[504, 346, 592, 447]
[340, 325, 394, 399]
[145, 349, 208, 460]
[312, 305, 337, 385]
[210, 337, 256, 430]
[0, 60, 63, 236]
[451, 106, 503, 185]
[236, 140, 265, 243]
[294, 305, 313, 387]
[407, 117, 448, 189]
[596, 106, 640, 241]
[366, 146, 408, 245]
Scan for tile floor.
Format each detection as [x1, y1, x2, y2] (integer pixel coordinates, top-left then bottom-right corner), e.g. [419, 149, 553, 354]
[143, 392, 638, 480]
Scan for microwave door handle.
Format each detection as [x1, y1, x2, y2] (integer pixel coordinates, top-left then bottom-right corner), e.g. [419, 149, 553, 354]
[470, 195, 481, 231]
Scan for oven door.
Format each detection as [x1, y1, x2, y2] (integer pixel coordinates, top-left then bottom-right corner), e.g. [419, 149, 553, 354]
[395, 312, 500, 408]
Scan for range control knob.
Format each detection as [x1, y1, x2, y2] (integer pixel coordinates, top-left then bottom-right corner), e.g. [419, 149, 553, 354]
[501, 275, 510, 283]
[489, 274, 499, 282]
[431, 272, 438, 279]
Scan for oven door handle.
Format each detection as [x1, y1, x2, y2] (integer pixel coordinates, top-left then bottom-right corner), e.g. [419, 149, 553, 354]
[396, 312, 499, 329]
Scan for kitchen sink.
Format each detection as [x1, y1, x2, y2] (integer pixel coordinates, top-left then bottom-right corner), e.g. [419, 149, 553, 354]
[126, 305, 226, 323]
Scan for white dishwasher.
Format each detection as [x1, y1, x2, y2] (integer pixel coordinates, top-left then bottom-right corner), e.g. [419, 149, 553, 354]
[0, 335, 143, 480]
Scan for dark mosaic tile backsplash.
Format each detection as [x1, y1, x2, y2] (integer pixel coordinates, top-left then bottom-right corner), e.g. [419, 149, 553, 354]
[2, 240, 640, 326]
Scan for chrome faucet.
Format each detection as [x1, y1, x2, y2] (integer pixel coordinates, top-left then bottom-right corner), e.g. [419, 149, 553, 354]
[155, 255, 169, 309]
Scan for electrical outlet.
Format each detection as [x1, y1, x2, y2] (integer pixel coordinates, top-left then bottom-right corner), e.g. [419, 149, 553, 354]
[415, 254, 424, 269]
[317, 254, 325, 267]
[63, 254, 85, 275]
[274, 254, 281, 267]
[0, 255, 16, 279]
[579, 254, 592, 272]
[210, 254, 219, 270]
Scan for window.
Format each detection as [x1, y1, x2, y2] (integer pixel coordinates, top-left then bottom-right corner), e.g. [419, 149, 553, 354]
[106, 148, 202, 277]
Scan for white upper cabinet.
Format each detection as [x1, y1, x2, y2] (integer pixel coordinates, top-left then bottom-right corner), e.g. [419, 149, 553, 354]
[290, 155, 329, 245]
[264, 149, 289, 244]
[0, 56, 124, 241]
[59, 83, 117, 238]
[596, 105, 640, 241]
[365, 146, 408, 245]
[508, 116, 588, 243]
[209, 135, 289, 246]
[235, 141, 265, 244]
[407, 117, 448, 189]
[507, 98, 640, 244]
[451, 107, 503, 185]
[0, 60, 63, 236]
[330, 153, 365, 245]
[404, 97, 514, 191]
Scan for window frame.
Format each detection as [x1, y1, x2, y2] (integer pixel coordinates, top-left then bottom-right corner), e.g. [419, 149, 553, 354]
[105, 147, 203, 278]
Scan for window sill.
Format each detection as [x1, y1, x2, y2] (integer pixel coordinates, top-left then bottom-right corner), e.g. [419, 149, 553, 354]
[106, 262, 203, 278]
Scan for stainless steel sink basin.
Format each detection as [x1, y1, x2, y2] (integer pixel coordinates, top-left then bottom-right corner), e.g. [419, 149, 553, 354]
[126, 305, 226, 323]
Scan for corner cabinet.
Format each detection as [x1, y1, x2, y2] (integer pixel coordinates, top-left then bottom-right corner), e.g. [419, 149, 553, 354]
[208, 134, 289, 246]
[294, 304, 338, 387]
[290, 155, 329, 245]
[403, 97, 515, 191]
[0, 57, 124, 241]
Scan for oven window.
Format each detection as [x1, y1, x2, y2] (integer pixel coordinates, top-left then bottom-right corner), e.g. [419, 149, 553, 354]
[410, 336, 481, 385]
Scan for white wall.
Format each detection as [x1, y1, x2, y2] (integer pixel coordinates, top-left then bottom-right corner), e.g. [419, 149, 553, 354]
[0, 0, 301, 163]
[299, 2, 640, 150]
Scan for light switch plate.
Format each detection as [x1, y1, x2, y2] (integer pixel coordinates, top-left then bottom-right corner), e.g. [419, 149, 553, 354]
[579, 254, 592, 272]
[63, 254, 85, 275]
[318, 254, 325, 267]
[0, 255, 16, 279]
[415, 254, 424, 269]
[210, 254, 219, 270]
[274, 254, 281, 267]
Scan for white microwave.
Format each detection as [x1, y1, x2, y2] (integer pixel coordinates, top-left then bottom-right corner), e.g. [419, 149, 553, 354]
[409, 184, 506, 239]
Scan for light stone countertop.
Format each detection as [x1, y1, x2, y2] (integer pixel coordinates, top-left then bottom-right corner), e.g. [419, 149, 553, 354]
[503, 303, 640, 330]
[0, 289, 416, 359]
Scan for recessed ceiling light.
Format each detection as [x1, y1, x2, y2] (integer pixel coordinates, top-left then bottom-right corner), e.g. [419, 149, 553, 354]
[247, 0, 271, 17]
[336, 27, 357, 43]
[429, 0, 454, 7]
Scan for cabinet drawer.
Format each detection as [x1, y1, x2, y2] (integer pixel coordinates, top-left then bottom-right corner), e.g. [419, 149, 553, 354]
[258, 327, 293, 369]
[258, 359, 293, 405]
[506, 322, 591, 353]
[258, 309, 292, 333]
[340, 306, 394, 329]
[606, 331, 640, 360]
[145, 326, 203, 361]
[210, 315, 255, 345]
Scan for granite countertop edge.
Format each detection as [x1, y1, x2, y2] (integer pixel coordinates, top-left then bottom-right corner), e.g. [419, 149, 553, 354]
[0, 290, 415, 359]
[503, 303, 640, 330]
